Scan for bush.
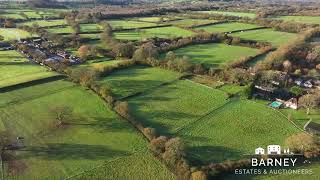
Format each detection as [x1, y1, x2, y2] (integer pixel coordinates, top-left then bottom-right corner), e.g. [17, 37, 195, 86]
[114, 101, 130, 118]
[143, 127, 157, 141]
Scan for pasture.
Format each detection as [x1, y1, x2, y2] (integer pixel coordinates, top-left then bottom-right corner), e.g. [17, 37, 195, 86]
[128, 80, 229, 135]
[46, 24, 102, 34]
[97, 65, 182, 98]
[107, 20, 158, 29]
[0, 80, 173, 179]
[171, 43, 260, 68]
[277, 16, 320, 25]
[232, 28, 297, 47]
[113, 26, 195, 40]
[195, 22, 261, 33]
[0, 50, 57, 88]
[2, 9, 63, 19]
[196, 10, 256, 18]
[0, 28, 33, 41]
[20, 19, 66, 27]
[136, 16, 171, 23]
[169, 18, 217, 27]
[128, 80, 299, 163]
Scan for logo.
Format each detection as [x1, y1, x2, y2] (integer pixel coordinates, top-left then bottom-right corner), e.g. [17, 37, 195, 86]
[234, 145, 313, 176]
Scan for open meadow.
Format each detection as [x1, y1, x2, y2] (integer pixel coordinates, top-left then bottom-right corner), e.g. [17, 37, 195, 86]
[128, 80, 300, 163]
[231, 28, 298, 47]
[169, 18, 217, 27]
[20, 19, 66, 27]
[0, 28, 33, 41]
[97, 65, 182, 99]
[0, 50, 58, 88]
[195, 10, 256, 18]
[0, 80, 174, 179]
[113, 26, 195, 40]
[276, 16, 320, 25]
[171, 43, 260, 68]
[107, 20, 158, 29]
[195, 22, 261, 33]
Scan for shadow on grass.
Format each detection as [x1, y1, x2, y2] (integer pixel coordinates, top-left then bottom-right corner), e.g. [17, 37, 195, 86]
[16, 143, 129, 160]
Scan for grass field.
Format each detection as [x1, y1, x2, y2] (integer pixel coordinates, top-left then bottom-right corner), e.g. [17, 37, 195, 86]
[46, 24, 102, 34]
[97, 65, 182, 98]
[195, 22, 261, 33]
[20, 19, 66, 27]
[135, 16, 172, 23]
[0, 28, 33, 41]
[169, 18, 217, 27]
[232, 28, 297, 47]
[107, 20, 158, 29]
[3, 9, 63, 19]
[128, 80, 229, 135]
[128, 80, 299, 163]
[0, 80, 174, 179]
[196, 10, 256, 18]
[113, 26, 195, 40]
[0, 50, 58, 88]
[276, 16, 320, 25]
[171, 43, 260, 68]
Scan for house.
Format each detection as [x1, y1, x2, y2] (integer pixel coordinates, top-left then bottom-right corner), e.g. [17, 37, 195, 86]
[267, 145, 281, 155]
[255, 147, 265, 155]
[276, 98, 298, 110]
[304, 120, 320, 135]
[303, 80, 313, 88]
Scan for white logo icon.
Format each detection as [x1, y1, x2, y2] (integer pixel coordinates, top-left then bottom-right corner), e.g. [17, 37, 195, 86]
[255, 145, 290, 155]
[267, 145, 281, 155]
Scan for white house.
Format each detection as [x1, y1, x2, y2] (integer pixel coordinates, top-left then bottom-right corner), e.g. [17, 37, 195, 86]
[255, 147, 265, 155]
[267, 145, 281, 155]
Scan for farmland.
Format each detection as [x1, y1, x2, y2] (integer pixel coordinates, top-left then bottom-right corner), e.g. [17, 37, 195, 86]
[169, 18, 217, 27]
[0, 28, 33, 41]
[97, 65, 182, 98]
[232, 28, 298, 47]
[0, 50, 58, 88]
[113, 26, 195, 40]
[196, 10, 256, 18]
[128, 80, 299, 163]
[46, 24, 102, 34]
[107, 20, 158, 29]
[0, 80, 174, 179]
[277, 16, 320, 25]
[20, 19, 66, 27]
[171, 43, 260, 68]
[1, 9, 63, 19]
[195, 22, 261, 33]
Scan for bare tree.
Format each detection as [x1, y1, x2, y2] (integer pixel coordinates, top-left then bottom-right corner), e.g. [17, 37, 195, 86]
[50, 106, 73, 126]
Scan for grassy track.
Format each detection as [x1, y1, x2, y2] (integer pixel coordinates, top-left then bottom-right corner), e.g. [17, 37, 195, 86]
[195, 22, 261, 33]
[196, 11, 256, 18]
[113, 26, 195, 40]
[171, 43, 260, 68]
[0, 50, 57, 88]
[232, 29, 297, 47]
[97, 65, 182, 98]
[0, 80, 174, 179]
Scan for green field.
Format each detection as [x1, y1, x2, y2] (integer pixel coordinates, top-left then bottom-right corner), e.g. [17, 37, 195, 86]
[195, 22, 261, 33]
[170, 18, 217, 27]
[2, 9, 63, 19]
[46, 24, 102, 34]
[97, 65, 182, 98]
[232, 28, 298, 47]
[113, 26, 195, 40]
[135, 16, 172, 23]
[0, 28, 33, 41]
[128, 80, 299, 163]
[0, 80, 174, 179]
[0, 50, 58, 88]
[277, 16, 320, 25]
[20, 19, 66, 27]
[172, 43, 260, 68]
[196, 10, 256, 18]
[107, 20, 158, 29]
